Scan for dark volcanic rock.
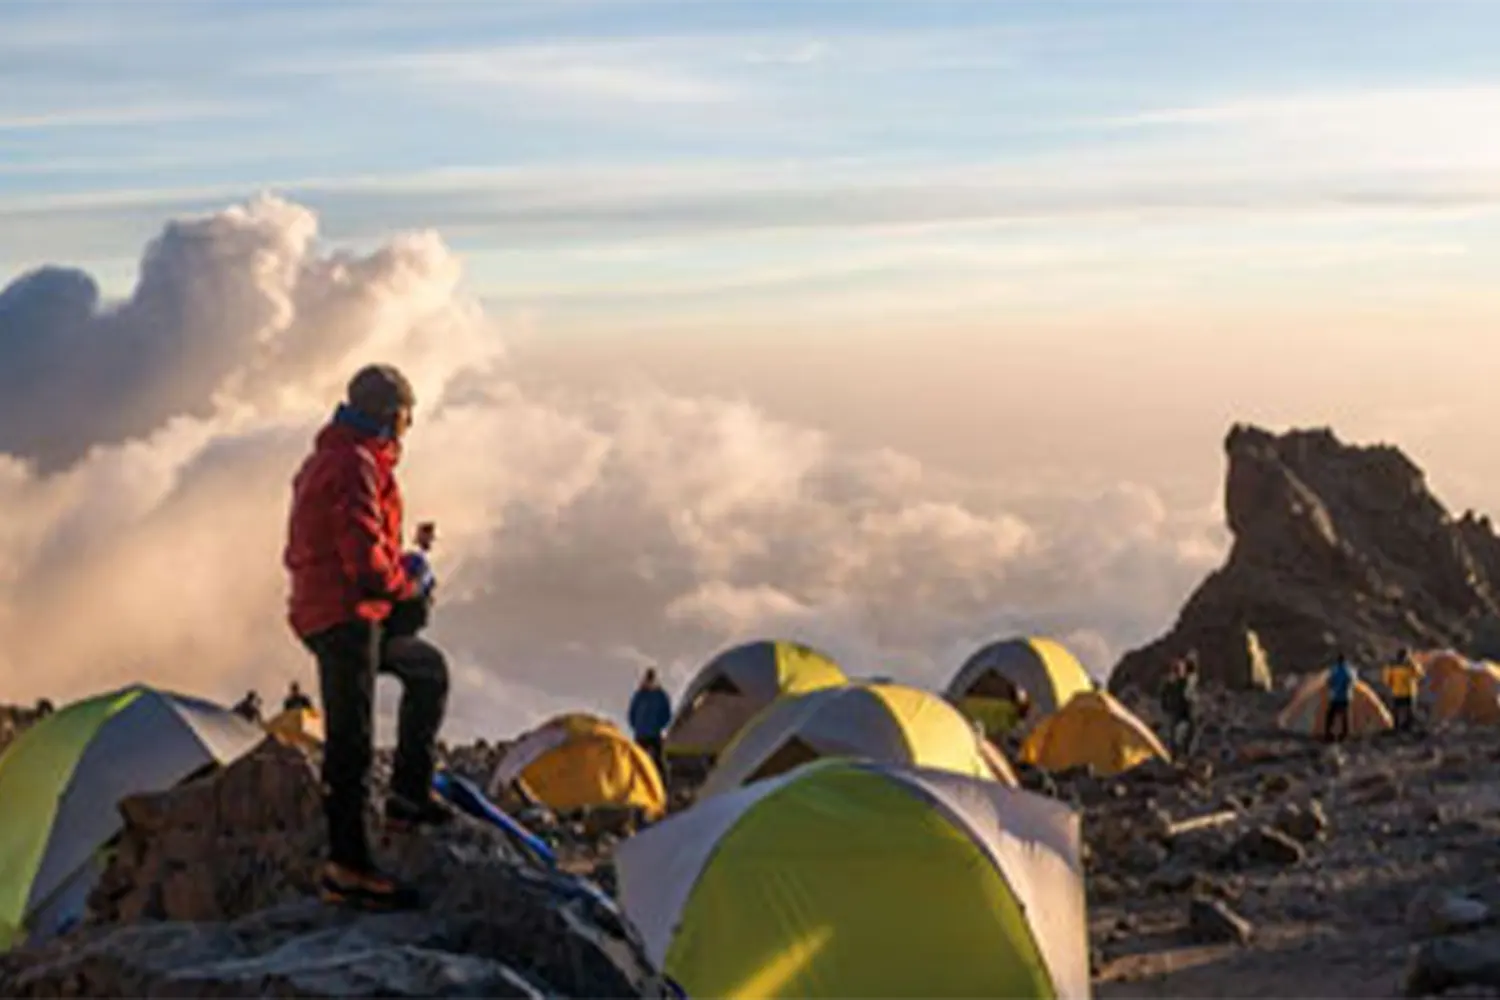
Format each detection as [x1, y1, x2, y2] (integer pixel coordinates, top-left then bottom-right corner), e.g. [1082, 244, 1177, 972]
[1406, 934, 1500, 997]
[1407, 887, 1491, 937]
[0, 912, 548, 998]
[1188, 896, 1254, 945]
[1273, 800, 1329, 844]
[1111, 424, 1500, 692]
[1233, 826, 1307, 868]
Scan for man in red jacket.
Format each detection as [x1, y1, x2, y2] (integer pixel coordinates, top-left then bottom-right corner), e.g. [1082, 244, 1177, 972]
[285, 364, 450, 910]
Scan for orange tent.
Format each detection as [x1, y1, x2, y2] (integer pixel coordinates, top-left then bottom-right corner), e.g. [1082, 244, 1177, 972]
[1018, 690, 1169, 776]
[1416, 649, 1469, 699]
[1427, 660, 1500, 725]
[1278, 673, 1392, 738]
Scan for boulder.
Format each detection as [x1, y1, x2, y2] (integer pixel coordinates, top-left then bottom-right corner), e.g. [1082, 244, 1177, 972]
[1170, 827, 1238, 869]
[1273, 800, 1329, 844]
[1406, 935, 1500, 997]
[1259, 772, 1294, 797]
[91, 739, 326, 924]
[1089, 874, 1126, 905]
[1432, 750, 1478, 785]
[0, 913, 550, 998]
[1407, 887, 1492, 938]
[1147, 863, 1197, 895]
[1121, 840, 1170, 876]
[1350, 769, 1402, 805]
[1233, 826, 1307, 868]
[1188, 896, 1254, 945]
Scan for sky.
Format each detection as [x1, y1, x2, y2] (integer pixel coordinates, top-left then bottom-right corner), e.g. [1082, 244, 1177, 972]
[1, 1, 1499, 739]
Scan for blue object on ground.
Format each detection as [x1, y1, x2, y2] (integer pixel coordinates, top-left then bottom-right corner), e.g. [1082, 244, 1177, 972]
[433, 771, 557, 868]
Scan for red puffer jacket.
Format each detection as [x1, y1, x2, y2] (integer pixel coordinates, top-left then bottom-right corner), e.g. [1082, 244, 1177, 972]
[284, 412, 416, 638]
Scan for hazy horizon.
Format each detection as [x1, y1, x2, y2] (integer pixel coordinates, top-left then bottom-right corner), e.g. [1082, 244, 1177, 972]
[2, 1, 1498, 740]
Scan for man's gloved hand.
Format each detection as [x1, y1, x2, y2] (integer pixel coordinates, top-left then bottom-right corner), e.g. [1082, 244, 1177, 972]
[401, 551, 437, 598]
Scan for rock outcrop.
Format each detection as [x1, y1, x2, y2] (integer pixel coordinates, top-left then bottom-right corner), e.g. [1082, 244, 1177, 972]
[1112, 424, 1500, 692]
[0, 739, 666, 998]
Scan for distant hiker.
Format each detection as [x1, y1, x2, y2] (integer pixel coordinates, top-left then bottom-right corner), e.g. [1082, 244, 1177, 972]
[233, 689, 262, 723]
[283, 681, 314, 714]
[629, 669, 673, 781]
[285, 363, 452, 912]
[33, 698, 54, 719]
[1325, 651, 1356, 742]
[1382, 649, 1422, 732]
[1160, 653, 1200, 757]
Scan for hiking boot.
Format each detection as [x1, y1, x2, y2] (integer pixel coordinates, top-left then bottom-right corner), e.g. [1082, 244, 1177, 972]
[319, 862, 421, 911]
[384, 791, 456, 832]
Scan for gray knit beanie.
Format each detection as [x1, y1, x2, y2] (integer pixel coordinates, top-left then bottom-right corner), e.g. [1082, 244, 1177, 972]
[346, 364, 415, 421]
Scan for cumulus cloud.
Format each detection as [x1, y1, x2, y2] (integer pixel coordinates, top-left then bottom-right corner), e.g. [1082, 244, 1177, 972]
[0, 196, 1224, 739]
[0, 197, 487, 471]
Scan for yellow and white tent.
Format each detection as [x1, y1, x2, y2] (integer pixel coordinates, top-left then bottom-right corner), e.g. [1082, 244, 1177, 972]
[946, 637, 1093, 737]
[666, 640, 846, 757]
[1277, 673, 1393, 738]
[700, 682, 1017, 798]
[263, 706, 324, 749]
[1019, 690, 1169, 777]
[488, 713, 666, 819]
[616, 758, 1089, 999]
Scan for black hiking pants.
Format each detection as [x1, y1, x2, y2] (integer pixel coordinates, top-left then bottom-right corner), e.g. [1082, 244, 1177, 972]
[303, 619, 450, 871]
[1169, 714, 1198, 758]
[637, 734, 668, 786]
[1324, 698, 1350, 742]
[1393, 695, 1415, 731]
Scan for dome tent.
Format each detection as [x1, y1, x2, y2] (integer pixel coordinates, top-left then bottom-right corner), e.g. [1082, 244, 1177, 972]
[0, 685, 262, 950]
[700, 681, 1017, 798]
[1427, 659, 1500, 725]
[946, 637, 1093, 737]
[1278, 673, 1393, 738]
[1417, 649, 1469, 705]
[616, 758, 1089, 999]
[666, 640, 845, 756]
[489, 713, 666, 819]
[1019, 690, 1169, 777]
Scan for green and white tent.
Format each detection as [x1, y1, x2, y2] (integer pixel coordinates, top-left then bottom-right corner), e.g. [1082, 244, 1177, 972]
[0, 684, 263, 949]
[616, 757, 1090, 998]
[666, 640, 847, 757]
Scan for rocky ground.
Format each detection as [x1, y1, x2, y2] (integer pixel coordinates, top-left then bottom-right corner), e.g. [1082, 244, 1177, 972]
[1087, 689, 1500, 998]
[428, 686, 1500, 998]
[9, 685, 1500, 997]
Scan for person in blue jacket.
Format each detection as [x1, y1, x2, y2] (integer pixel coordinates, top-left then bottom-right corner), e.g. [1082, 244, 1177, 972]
[1325, 651, 1356, 743]
[629, 669, 673, 784]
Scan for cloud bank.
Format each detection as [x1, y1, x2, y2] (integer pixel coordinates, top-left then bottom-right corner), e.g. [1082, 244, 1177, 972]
[0, 196, 1223, 738]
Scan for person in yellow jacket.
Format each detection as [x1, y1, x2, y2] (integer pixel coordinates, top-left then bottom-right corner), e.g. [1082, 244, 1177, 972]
[1382, 648, 1422, 731]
